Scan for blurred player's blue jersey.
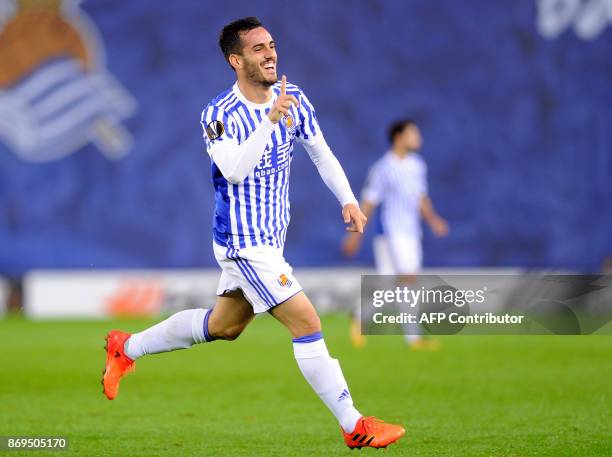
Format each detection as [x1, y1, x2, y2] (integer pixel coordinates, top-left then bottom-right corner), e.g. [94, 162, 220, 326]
[201, 81, 319, 250]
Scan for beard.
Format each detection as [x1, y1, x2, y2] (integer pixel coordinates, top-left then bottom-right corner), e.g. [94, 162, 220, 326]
[244, 58, 276, 87]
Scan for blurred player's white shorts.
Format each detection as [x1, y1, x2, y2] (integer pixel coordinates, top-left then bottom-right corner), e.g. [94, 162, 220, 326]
[373, 234, 422, 275]
[213, 242, 303, 314]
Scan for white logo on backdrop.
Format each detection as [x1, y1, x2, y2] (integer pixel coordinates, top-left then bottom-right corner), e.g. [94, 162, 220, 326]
[537, 0, 612, 39]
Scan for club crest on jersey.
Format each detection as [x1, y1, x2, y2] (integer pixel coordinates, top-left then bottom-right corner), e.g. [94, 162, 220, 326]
[283, 114, 296, 134]
[0, 0, 138, 163]
[277, 274, 292, 288]
[206, 120, 225, 140]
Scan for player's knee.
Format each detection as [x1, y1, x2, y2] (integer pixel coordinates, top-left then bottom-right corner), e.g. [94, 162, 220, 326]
[294, 314, 321, 336]
[218, 322, 248, 341]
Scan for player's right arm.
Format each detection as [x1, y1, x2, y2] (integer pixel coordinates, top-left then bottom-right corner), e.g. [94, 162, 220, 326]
[201, 76, 298, 184]
[201, 104, 274, 184]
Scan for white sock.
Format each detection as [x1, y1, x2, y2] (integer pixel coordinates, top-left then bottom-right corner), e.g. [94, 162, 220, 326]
[293, 332, 362, 433]
[402, 301, 421, 343]
[124, 308, 213, 360]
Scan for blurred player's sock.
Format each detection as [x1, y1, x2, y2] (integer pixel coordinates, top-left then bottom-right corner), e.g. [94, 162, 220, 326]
[293, 332, 362, 433]
[125, 308, 214, 360]
[408, 337, 440, 351]
[350, 319, 366, 348]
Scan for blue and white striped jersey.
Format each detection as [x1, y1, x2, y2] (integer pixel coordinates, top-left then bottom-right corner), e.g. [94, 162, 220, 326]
[362, 152, 428, 237]
[201, 81, 320, 250]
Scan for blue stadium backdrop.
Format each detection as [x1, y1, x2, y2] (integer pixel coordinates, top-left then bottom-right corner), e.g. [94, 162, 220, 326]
[0, 0, 610, 276]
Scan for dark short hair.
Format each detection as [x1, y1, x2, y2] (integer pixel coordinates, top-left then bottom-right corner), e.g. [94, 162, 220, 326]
[219, 17, 263, 67]
[388, 119, 417, 144]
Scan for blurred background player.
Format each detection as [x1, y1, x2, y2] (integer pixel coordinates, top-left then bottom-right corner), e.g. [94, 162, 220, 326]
[343, 119, 449, 349]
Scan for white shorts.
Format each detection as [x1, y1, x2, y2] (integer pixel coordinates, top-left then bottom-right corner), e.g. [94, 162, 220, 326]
[373, 234, 422, 275]
[213, 242, 303, 314]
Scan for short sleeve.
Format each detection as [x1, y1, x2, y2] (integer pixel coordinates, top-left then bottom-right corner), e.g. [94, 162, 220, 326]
[361, 162, 386, 205]
[200, 104, 237, 155]
[295, 89, 321, 146]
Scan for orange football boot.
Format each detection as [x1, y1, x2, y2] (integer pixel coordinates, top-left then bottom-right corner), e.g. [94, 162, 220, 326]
[343, 416, 405, 449]
[102, 330, 135, 400]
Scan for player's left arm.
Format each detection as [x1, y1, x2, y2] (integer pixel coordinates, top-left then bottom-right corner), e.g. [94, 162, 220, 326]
[305, 136, 367, 233]
[420, 194, 449, 237]
[419, 165, 449, 237]
[296, 90, 366, 233]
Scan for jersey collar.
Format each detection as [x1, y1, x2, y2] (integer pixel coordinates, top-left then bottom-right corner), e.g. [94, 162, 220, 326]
[232, 82, 275, 109]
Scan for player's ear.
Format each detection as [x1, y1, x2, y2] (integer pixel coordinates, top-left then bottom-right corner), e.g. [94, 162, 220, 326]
[229, 54, 241, 70]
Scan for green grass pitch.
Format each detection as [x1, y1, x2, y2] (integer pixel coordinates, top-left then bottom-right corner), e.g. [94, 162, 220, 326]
[1, 315, 611, 456]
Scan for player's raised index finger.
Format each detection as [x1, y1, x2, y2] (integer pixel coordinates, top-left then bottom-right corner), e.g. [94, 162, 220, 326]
[281, 75, 286, 95]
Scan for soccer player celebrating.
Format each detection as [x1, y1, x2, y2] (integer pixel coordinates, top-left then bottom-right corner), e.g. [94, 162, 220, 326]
[343, 119, 449, 349]
[102, 17, 405, 450]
